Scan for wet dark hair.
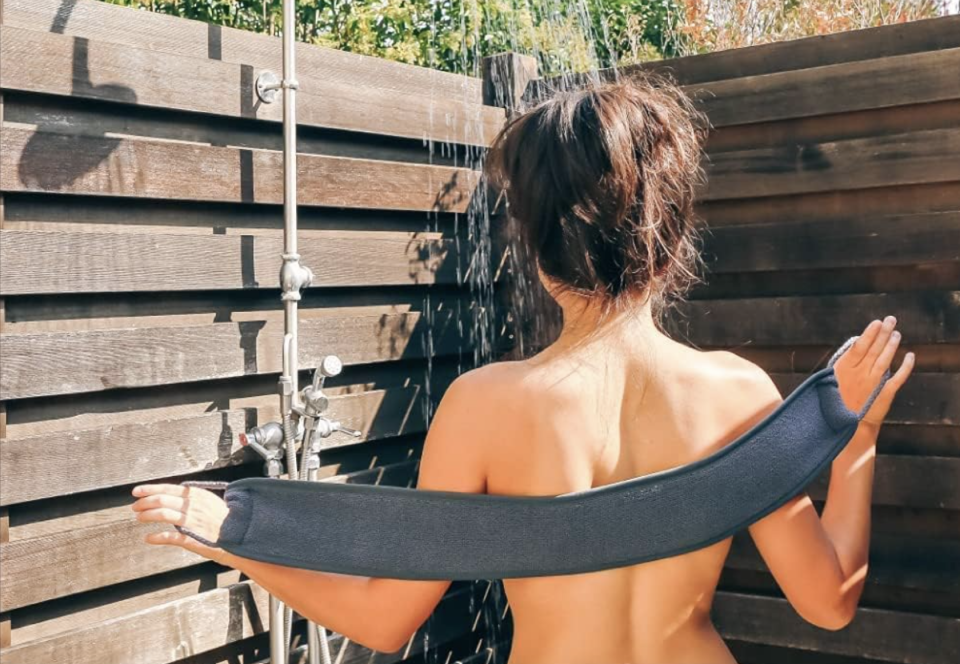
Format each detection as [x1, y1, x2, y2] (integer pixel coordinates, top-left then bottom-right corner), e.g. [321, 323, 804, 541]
[485, 73, 709, 327]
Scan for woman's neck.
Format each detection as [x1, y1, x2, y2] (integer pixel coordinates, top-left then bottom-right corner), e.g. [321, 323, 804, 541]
[547, 290, 664, 357]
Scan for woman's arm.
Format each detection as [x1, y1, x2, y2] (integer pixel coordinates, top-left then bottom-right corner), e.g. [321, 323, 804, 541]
[132, 370, 491, 653]
[746, 317, 914, 630]
[217, 554, 451, 653]
[746, 425, 878, 630]
[818, 421, 880, 619]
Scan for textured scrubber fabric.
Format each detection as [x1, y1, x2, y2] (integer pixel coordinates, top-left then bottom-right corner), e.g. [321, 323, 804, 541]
[182, 336, 887, 580]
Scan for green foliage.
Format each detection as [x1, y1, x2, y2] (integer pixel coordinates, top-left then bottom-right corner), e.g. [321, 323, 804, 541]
[99, 1, 681, 75]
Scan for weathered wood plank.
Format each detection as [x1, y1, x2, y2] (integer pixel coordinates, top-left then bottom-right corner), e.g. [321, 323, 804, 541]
[0, 229, 458, 294]
[1, 193, 454, 235]
[713, 590, 960, 664]
[699, 181, 960, 228]
[704, 212, 960, 273]
[531, 44, 960, 127]
[703, 128, 960, 201]
[726, 531, 960, 594]
[705, 98, 960, 158]
[693, 263, 960, 302]
[3, 357, 460, 438]
[10, 566, 245, 645]
[2, 0, 483, 104]
[0, 74, 8, 650]
[692, 47, 960, 127]
[0, 126, 479, 213]
[0, 383, 429, 505]
[9, 441, 423, 542]
[808, 455, 960, 510]
[0, 26, 503, 146]
[628, 15, 960, 85]
[772, 373, 958, 427]
[0, 580, 479, 664]
[0, 290, 454, 333]
[674, 291, 960, 347]
[0, 305, 468, 400]
[0, 461, 419, 611]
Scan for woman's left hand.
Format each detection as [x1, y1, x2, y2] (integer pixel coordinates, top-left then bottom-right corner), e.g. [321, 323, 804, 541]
[131, 483, 231, 564]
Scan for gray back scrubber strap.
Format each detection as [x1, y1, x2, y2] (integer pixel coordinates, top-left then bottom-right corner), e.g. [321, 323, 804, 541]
[179, 336, 888, 579]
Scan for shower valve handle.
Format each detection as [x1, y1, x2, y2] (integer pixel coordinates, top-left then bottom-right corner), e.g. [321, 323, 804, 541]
[239, 421, 288, 477]
[239, 422, 284, 455]
[315, 418, 362, 439]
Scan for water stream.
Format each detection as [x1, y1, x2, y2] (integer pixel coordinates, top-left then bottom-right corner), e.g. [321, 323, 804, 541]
[417, 3, 633, 661]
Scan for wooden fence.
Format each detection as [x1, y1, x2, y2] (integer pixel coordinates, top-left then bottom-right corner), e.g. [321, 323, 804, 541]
[508, 14, 960, 664]
[0, 0, 509, 662]
[1, 2, 958, 664]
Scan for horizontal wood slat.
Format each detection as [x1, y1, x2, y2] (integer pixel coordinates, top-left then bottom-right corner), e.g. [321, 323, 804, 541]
[2, 359, 460, 438]
[772, 373, 958, 426]
[693, 47, 960, 127]
[676, 291, 960, 346]
[807, 455, 960, 509]
[0, 26, 504, 146]
[704, 212, 960, 273]
[698, 181, 960, 228]
[2, 0, 483, 104]
[703, 128, 960, 201]
[0, 229, 457, 294]
[0, 306, 467, 400]
[0, 384, 427, 506]
[713, 591, 960, 664]
[9, 566, 250, 645]
[726, 532, 960, 594]
[532, 43, 960, 127]
[0, 126, 479, 212]
[0, 461, 419, 612]
[9, 443, 422, 542]
[0, 581, 479, 664]
[631, 15, 960, 85]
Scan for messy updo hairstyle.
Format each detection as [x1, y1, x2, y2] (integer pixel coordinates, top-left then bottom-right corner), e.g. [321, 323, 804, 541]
[485, 73, 709, 328]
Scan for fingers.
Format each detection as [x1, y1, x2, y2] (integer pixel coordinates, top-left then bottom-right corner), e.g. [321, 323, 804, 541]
[145, 530, 191, 546]
[863, 315, 897, 369]
[136, 507, 187, 527]
[144, 530, 219, 561]
[131, 493, 185, 513]
[862, 350, 915, 427]
[132, 483, 188, 498]
[887, 350, 916, 390]
[847, 319, 883, 365]
[872, 328, 902, 377]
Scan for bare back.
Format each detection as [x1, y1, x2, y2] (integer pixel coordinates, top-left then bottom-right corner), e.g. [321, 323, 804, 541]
[484, 336, 781, 664]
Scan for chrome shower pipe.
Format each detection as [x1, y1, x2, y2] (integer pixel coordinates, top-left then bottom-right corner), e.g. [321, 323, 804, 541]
[251, 2, 338, 662]
[270, 1, 314, 662]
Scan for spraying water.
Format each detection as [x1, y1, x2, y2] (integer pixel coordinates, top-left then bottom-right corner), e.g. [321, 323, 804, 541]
[416, 3, 645, 661]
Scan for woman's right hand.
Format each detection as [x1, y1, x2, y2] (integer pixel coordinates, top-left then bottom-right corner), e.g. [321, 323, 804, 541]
[831, 316, 915, 433]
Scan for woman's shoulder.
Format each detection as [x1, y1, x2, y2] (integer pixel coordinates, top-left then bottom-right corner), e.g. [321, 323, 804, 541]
[691, 348, 785, 430]
[700, 349, 780, 395]
[445, 359, 539, 400]
[438, 359, 553, 432]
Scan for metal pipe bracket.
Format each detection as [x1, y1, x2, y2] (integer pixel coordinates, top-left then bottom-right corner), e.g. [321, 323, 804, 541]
[279, 253, 314, 301]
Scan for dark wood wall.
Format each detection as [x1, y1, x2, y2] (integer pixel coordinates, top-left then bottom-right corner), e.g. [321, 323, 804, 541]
[0, 1, 509, 662]
[2, 3, 958, 664]
[515, 15, 959, 664]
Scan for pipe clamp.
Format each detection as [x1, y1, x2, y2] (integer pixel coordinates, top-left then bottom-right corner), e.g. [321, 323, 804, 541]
[279, 253, 313, 301]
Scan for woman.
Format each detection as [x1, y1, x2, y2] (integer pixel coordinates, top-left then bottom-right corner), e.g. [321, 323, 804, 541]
[131, 77, 914, 663]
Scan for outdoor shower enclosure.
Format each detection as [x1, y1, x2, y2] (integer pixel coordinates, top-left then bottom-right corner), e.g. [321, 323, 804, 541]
[0, 1, 958, 664]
